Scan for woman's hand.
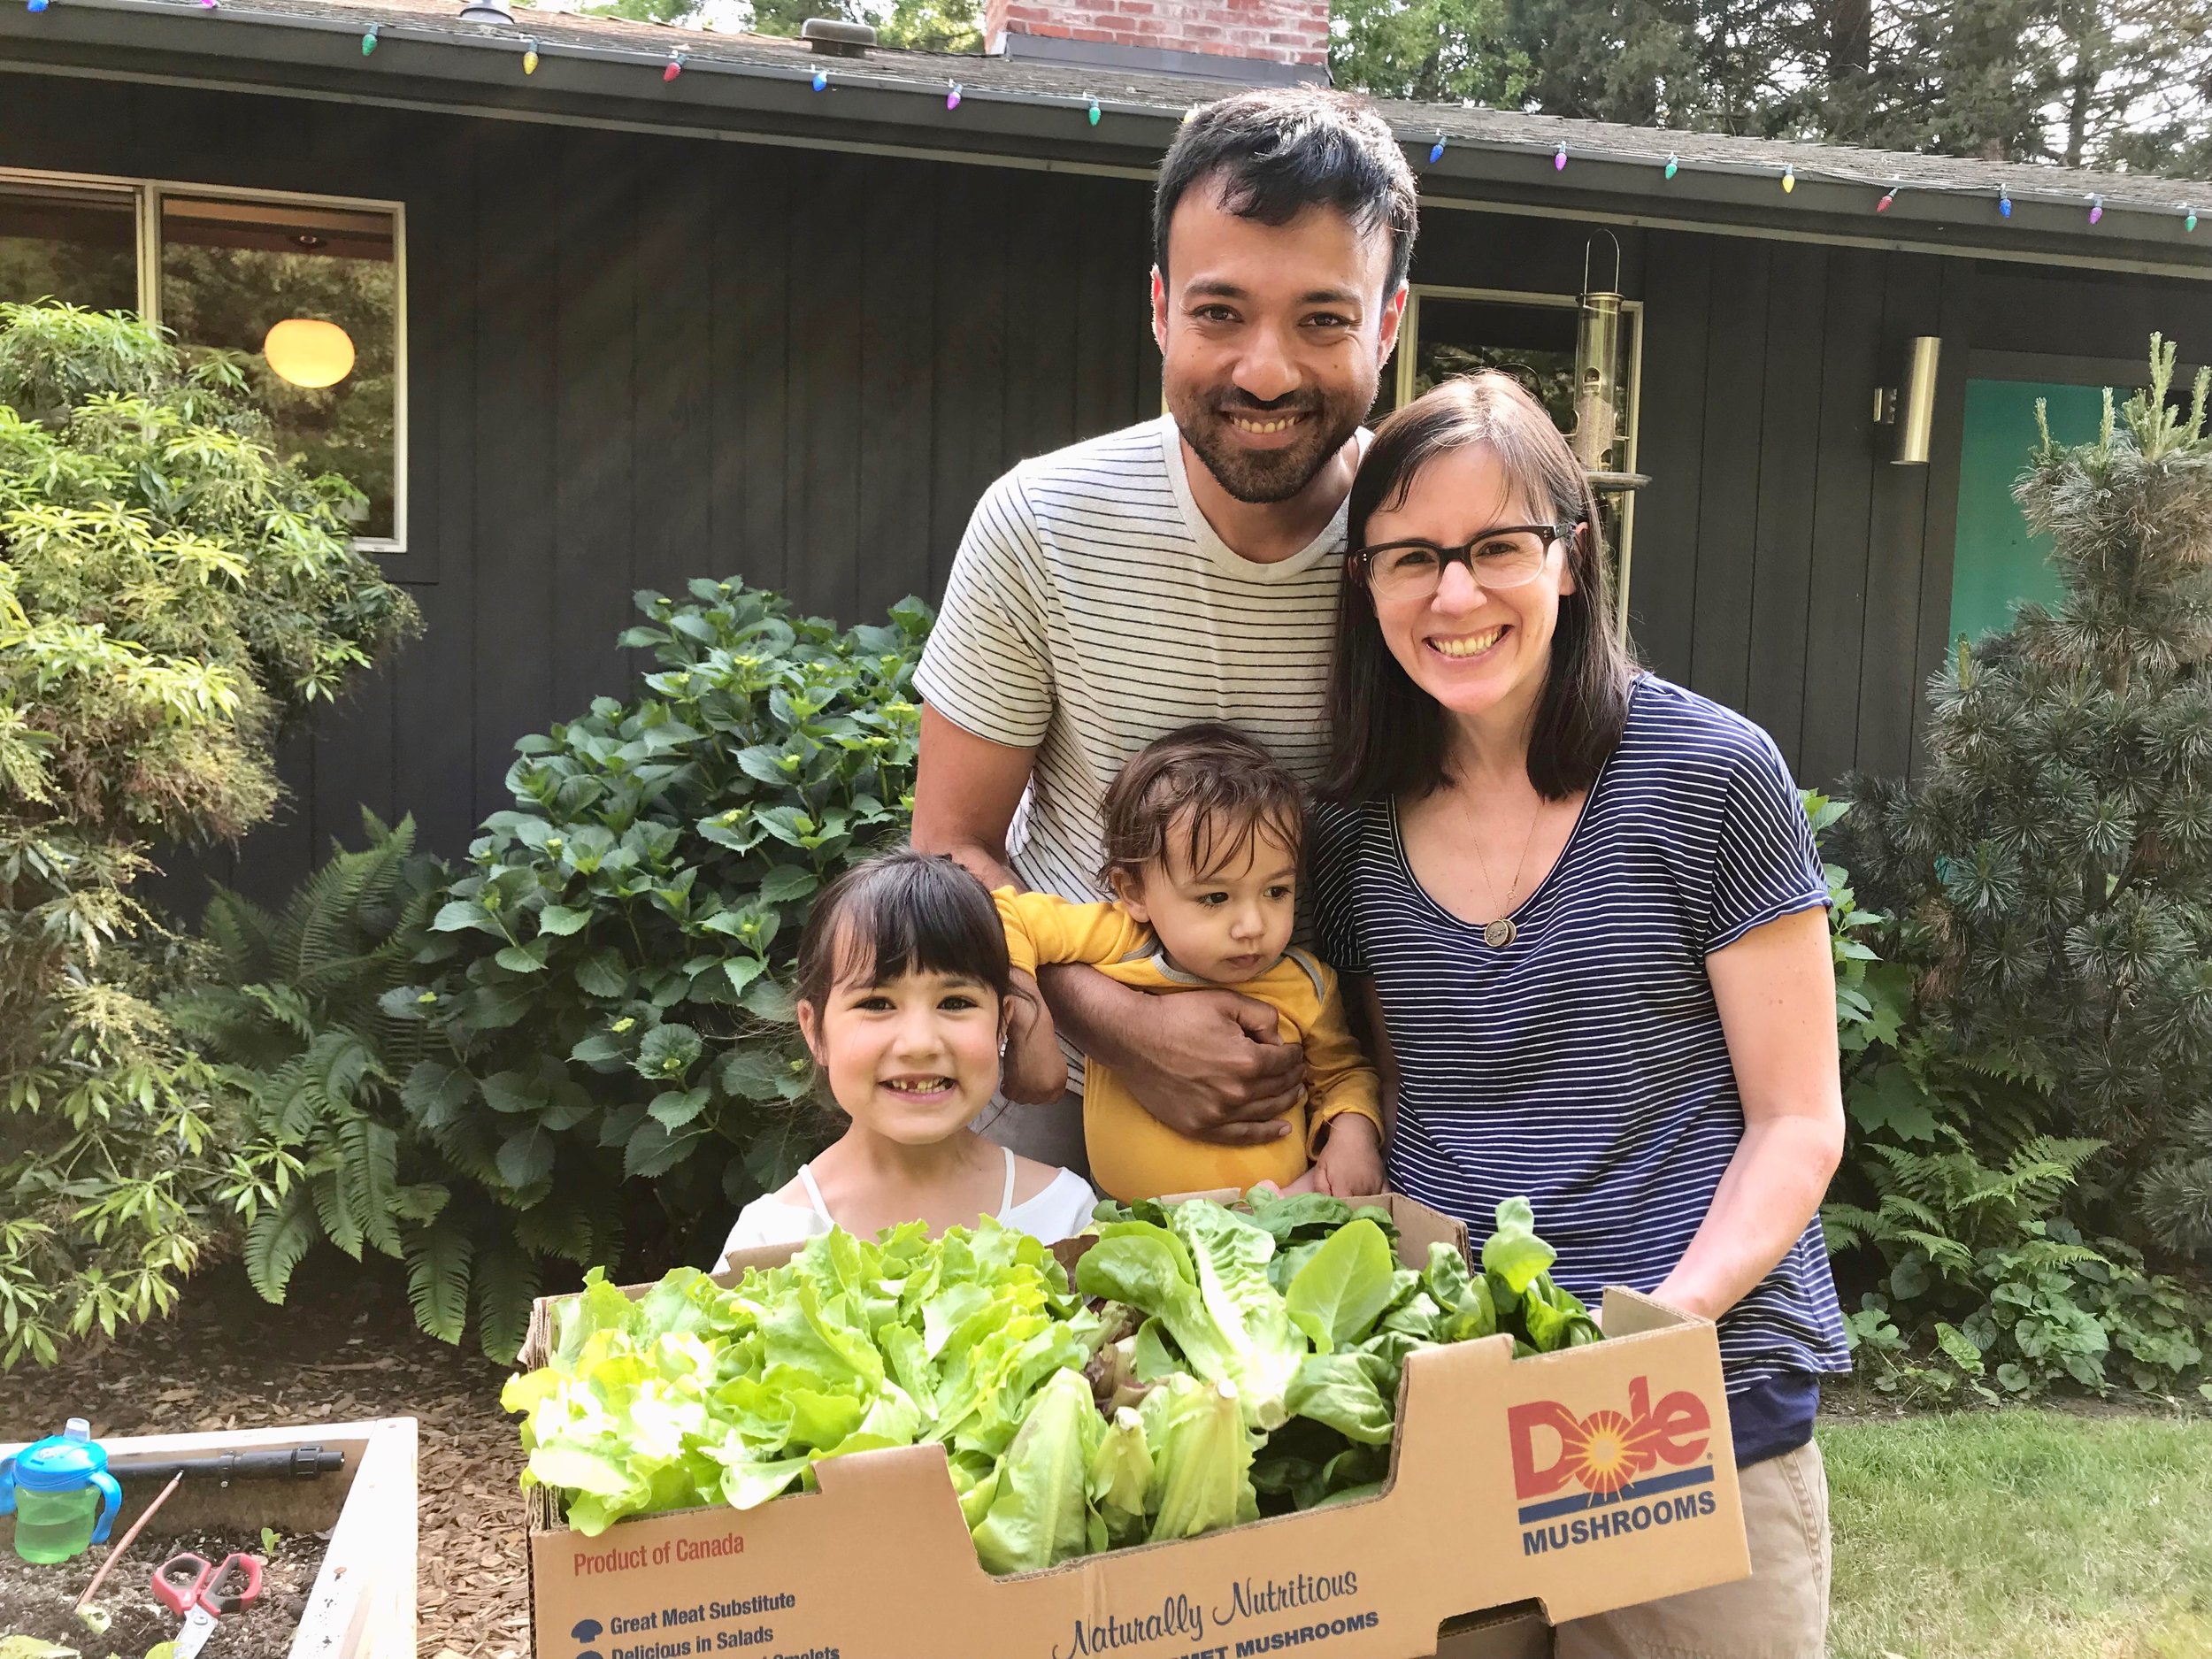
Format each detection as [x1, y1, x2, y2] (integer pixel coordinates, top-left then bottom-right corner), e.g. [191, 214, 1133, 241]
[1652, 907, 1846, 1321]
[999, 970, 1071, 1105]
[1284, 1113, 1385, 1197]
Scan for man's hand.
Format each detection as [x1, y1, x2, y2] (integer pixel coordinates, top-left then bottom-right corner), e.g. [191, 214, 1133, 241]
[1041, 969, 1306, 1146]
[1285, 1113, 1384, 1197]
[999, 970, 1069, 1105]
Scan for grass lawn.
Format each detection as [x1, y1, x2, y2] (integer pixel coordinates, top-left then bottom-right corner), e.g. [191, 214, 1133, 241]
[1822, 1408, 2212, 1658]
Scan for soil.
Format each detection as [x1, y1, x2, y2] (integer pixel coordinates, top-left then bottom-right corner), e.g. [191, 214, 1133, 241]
[0, 1255, 533, 1659]
[0, 1524, 325, 1659]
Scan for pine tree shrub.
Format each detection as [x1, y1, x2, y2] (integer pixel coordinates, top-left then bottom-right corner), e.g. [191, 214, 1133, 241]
[0, 302, 416, 1365]
[1841, 335, 2212, 1263]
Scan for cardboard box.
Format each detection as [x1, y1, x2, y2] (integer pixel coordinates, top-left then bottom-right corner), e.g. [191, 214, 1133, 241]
[521, 1194, 1746, 1659]
[1432, 1606, 1550, 1659]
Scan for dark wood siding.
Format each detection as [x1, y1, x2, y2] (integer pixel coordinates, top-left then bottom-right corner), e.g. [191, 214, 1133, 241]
[13, 72, 2212, 910]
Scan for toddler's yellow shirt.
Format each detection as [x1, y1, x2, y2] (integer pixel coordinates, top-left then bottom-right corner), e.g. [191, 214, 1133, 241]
[995, 888, 1385, 1202]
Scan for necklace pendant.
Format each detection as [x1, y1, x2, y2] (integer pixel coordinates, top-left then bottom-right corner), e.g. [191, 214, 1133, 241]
[1484, 918, 1517, 949]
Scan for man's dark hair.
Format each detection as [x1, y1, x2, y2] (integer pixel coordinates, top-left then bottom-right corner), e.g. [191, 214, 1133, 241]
[1154, 88, 1419, 295]
[1100, 722, 1306, 888]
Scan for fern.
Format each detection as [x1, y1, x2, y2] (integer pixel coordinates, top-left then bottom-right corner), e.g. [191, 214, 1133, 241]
[403, 1218, 473, 1345]
[310, 1165, 365, 1260]
[341, 1116, 402, 1258]
[179, 810, 574, 1351]
[243, 1188, 319, 1302]
[472, 1239, 542, 1363]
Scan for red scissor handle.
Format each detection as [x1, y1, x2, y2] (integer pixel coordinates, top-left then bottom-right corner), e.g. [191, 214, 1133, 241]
[151, 1553, 264, 1618]
[203, 1554, 263, 1615]
[152, 1553, 213, 1618]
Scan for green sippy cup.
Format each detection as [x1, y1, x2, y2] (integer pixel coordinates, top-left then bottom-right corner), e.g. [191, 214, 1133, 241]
[0, 1417, 123, 1563]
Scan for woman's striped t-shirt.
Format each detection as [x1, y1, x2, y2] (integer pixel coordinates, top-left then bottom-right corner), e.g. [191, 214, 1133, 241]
[1308, 675, 1852, 1400]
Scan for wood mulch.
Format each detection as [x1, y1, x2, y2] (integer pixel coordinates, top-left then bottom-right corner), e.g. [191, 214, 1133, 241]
[0, 1256, 531, 1659]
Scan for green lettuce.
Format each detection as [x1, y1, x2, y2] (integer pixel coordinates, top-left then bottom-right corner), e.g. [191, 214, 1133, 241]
[1077, 1205, 1303, 1430]
[506, 1218, 1101, 1538]
[970, 1367, 1104, 1574]
[1140, 1375, 1258, 1542]
[1283, 1217, 1397, 1353]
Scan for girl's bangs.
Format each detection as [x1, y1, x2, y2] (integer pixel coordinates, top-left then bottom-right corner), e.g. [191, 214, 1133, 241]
[818, 854, 1011, 996]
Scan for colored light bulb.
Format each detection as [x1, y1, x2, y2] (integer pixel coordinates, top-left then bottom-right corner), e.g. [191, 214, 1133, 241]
[1554, 142, 1567, 171]
[1429, 137, 1446, 163]
[522, 42, 539, 73]
[27, 0, 48, 12]
[1878, 189, 1895, 212]
[2188, 209, 2199, 233]
[1663, 154, 1678, 180]
[1999, 188, 2011, 219]
[1782, 165, 1795, 193]
[2089, 195, 2104, 225]
[664, 51, 682, 81]
[947, 82, 961, 110]
[1088, 97, 1101, 125]
[361, 27, 377, 52]
[811, 68, 826, 90]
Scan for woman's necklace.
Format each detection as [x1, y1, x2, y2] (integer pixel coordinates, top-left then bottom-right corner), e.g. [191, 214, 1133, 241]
[1465, 790, 1541, 949]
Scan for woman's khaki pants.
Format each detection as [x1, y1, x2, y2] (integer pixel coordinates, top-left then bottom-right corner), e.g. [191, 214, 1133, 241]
[1553, 1439, 1832, 1659]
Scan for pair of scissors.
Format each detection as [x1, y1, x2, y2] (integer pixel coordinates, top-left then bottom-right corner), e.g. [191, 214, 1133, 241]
[151, 1551, 264, 1659]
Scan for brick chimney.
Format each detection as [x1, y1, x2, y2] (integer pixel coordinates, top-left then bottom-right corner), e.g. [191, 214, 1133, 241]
[985, 0, 1329, 86]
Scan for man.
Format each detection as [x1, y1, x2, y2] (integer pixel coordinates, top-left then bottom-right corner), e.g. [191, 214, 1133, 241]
[910, 88, 1417, 1179]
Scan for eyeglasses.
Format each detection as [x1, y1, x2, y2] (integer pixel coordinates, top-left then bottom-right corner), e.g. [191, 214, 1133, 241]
[1351, 522, 1578, 603]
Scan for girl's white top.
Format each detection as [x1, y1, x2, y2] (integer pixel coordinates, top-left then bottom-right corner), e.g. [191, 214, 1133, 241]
[712, 1146, 1096, 1269]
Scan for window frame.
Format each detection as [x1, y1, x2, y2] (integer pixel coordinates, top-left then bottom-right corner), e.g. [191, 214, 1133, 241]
[1392, 283, 1645, 644]
[0, 164, 409, 556]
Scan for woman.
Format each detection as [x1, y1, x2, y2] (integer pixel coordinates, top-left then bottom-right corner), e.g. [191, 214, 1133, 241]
[1309, 373, 1848, 1659]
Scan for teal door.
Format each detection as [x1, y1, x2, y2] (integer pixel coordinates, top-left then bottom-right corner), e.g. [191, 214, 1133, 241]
[1949, 379, 2106, 643]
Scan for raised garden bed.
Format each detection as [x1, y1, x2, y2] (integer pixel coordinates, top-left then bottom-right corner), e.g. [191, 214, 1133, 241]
[0, 1420, 416, 1659]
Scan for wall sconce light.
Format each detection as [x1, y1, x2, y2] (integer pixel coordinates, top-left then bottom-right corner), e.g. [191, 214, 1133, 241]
[1872, 336, 1940, 465]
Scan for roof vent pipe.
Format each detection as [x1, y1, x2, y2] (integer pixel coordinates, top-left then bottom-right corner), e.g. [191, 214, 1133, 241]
[458, 0, 513, 20]
[800, 16, 876, 53]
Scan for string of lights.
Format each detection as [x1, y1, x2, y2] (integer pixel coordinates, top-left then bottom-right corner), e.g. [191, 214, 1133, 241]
[16, 0, 2204, 234]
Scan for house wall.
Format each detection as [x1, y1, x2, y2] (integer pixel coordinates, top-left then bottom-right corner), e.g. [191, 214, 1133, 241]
[9, 71, 2212, 906]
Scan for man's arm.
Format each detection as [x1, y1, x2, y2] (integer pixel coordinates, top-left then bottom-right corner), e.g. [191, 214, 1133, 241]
[910, 703, 1033, 891]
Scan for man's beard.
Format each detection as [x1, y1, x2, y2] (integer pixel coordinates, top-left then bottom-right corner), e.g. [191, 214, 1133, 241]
[1167, 380, 1371, 505]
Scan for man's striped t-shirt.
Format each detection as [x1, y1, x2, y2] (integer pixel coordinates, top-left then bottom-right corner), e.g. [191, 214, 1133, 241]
[915, 413, 1351, 906]
[1307, 675, 1853, 1403]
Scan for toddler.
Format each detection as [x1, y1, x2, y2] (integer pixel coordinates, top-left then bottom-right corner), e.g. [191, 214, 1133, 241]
[997, 722, 1384, 1202]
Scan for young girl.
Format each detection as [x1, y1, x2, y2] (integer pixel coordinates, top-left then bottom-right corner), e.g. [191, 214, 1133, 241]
[712, 849, 1096, 1266]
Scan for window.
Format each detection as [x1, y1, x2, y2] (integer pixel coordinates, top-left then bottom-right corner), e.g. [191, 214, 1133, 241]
[0, 171, 405, 550]
[1378, 286, 1643, 635]
[0, 180, 138, 313]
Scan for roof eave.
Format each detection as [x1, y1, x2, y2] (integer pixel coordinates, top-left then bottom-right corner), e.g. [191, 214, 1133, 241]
[0, 0, 2200, 276]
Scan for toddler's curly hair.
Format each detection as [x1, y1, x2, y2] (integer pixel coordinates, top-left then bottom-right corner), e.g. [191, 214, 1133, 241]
[1098, 722, 1305, 890]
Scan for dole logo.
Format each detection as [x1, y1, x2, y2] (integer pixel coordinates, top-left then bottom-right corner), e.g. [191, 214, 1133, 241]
[1509, 1375, 1710, 1500]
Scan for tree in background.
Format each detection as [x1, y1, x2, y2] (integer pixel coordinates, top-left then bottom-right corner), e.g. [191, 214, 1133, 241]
[1332, 0, 2212, 173]
[1841, 337, 2212, 1263]
[580, 0, 983, 50]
